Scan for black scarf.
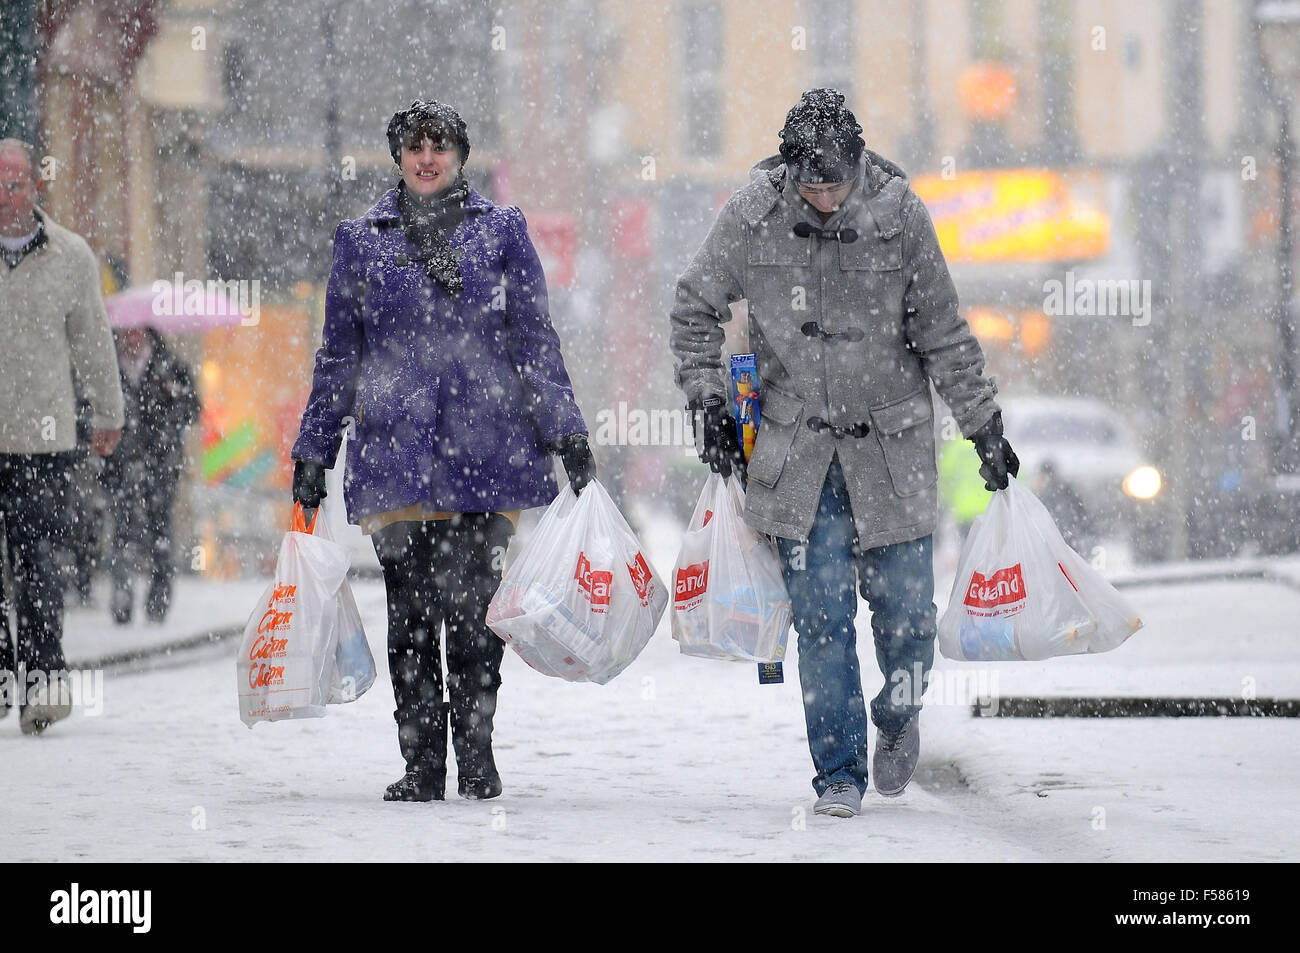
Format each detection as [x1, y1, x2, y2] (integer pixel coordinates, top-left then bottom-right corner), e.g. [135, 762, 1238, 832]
[397, 177, 470, 294]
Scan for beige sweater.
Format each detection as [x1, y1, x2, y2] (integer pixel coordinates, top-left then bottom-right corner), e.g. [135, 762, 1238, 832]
[0, 209, 124, 454]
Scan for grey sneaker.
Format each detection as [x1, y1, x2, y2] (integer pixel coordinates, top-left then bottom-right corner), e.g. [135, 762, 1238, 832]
[20, 676, 73, 736]
[813, 780, 862, 818]
[873, 716, 920, 797]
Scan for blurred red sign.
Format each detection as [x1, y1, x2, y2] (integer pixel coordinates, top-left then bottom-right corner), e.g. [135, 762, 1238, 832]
[530, 213, 577, 287]
[613, 198, 653, 259]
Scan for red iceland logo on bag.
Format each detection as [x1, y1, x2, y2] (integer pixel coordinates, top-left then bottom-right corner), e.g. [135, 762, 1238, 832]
[575, 552, 613, 611]
[675, 560, 710, 610]
[964, 563, 1027, 612]
[626, 551, 654, 606]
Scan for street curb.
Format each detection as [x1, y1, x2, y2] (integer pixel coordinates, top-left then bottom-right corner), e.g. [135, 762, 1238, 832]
[971, 696, 1300, 717]
[1110, 567, 1300, 592]
[67, 625, 244, 673]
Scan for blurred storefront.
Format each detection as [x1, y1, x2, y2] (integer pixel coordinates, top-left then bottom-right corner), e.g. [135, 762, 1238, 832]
[14, 0, 1293, 571]
[192, 293, 316, 576]
[913, 166, 1113, 399]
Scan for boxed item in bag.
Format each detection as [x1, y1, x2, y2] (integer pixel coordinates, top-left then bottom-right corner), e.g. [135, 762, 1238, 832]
[486, 480, 667, 684]
[670, 473, 792, 663]
[938, 477, 1143, 661]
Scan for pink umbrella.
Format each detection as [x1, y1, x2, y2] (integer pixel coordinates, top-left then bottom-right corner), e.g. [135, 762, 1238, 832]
[104, 279, 257, 332]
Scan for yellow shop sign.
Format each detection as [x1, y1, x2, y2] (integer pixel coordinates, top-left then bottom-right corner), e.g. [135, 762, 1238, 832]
[912, 169, 1110, 263]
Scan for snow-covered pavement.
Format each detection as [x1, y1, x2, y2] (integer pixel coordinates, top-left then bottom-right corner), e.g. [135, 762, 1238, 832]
[3, 543, 1297, 862]
[59, 576, 268, 666]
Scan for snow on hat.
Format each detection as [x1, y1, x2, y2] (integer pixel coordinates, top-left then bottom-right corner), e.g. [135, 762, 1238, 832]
[386, 100, 471, 166]
[779, 88, 865, 183]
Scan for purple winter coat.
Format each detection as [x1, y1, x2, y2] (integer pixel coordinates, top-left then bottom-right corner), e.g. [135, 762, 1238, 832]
[291, 187, 587, 524]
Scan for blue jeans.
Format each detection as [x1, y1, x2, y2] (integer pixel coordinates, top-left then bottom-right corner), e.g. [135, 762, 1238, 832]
[776, 457, 937, 796]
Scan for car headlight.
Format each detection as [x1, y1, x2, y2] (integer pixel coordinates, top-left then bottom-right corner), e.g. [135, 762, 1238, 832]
[1123, 465, 1162, 500]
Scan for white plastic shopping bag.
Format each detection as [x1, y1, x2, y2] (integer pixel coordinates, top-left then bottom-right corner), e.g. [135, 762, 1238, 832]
[237, 504, 352, 726]
[938, 476, 1143, 661]
[324, 585, 375, 704]
[312, 492, 377, 705]
[670, 473, 791, 662]
[486, 480, 668, 684]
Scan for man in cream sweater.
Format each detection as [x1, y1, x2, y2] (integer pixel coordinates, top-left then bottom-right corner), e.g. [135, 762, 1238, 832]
[0, 138, 123, 734]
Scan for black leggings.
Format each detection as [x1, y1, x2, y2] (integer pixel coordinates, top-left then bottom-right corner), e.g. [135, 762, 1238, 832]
[372, 513, 514, 769]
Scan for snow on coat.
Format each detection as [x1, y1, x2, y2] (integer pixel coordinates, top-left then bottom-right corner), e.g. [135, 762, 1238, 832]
[0, 209, 125, 454]
[292, 187, 586, 523]
[670, 149, 1000, 546]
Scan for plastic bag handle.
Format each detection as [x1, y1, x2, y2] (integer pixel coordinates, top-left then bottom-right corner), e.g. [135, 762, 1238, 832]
[292, 501, 319, 535]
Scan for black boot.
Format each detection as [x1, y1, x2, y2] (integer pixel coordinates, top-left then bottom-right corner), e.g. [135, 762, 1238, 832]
[456, 753, 501, 800]
[438, 513, 512, 800]
[385, 701, 448, 802]
[145, 574, 171, 623]
[74, 564, 94, 607]
[146, 522, 174, 622]
[110, 578, 133, 625]
[455, 751, 501, 800]
[384, 762, 446, 802]
[451, 689, 502, 800]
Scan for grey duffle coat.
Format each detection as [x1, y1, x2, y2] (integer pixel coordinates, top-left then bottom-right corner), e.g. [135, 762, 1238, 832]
[670, 149, 1000, 547]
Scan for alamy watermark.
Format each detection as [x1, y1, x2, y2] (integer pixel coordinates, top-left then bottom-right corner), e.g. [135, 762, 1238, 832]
[152, 272, 261, 326]
[1043, 271, 1151, 327]
[50, 883, 150, 933]
[1, 667, 104, 716]
[889, 663, 1002, 715]
[591, 401, 698, 454]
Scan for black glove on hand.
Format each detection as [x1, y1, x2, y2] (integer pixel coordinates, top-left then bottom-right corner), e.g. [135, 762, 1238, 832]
[689, 397, 747, 479]
[970, 412, 1020, 491]
[553, 433, 596, 495]
[292, 459, 328, 508]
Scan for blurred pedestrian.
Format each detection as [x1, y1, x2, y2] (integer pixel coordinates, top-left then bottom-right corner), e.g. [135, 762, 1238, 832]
[101, 326, 200, 624]
[57, 393, 102, 606]
[291, 101, 592, 802]
[1034, 459, 1093, 556]
[671, 90, 1016, 817]
[938, 431, 993, 548]
[0, 138, 123, 734]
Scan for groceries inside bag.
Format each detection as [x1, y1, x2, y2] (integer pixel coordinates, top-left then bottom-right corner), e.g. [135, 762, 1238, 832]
[238, 503, 352, 726]
[938, 476, 1143, 662]
[310, 492, 377, 704]
[486, 480, 668, 684]
[670, 473, 791, 663]
[323, 584, 376, 704]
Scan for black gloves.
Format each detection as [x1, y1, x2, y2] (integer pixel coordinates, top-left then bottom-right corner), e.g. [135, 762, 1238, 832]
[292, 459, 328, 508]
[552, 433, 596, 495]
[689, 396, 747, 479]
[970, 412, 1020, 491]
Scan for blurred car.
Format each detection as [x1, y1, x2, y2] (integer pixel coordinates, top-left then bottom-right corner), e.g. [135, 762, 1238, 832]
[998, 396, 1168, 564]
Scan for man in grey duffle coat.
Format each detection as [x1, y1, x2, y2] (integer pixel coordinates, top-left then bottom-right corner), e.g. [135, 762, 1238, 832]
[670, 89, 1019, 818]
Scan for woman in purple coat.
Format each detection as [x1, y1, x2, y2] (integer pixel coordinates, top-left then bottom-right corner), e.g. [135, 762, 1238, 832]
[291, 101, 593, 802]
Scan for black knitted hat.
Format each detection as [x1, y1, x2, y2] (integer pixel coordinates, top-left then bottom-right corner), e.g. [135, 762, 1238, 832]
[778, 88, 865, 183]
[386, 100, 470, 166]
